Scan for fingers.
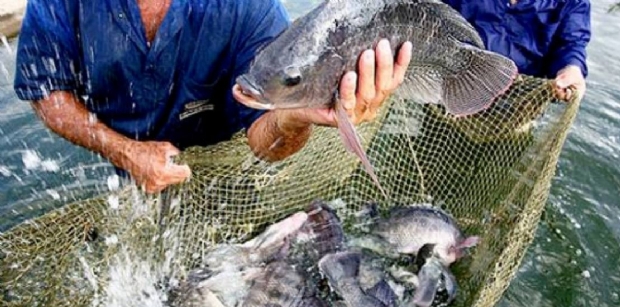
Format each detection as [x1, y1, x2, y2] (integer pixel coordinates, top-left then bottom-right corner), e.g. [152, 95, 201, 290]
[127, 141, 192, 195]
[357, 49, 377, 106]
[339, 71, 358, 119]
[393, 41, 413, 86]
[374, 39, 394, 97]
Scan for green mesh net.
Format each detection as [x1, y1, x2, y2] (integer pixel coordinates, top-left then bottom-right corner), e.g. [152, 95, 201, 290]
[0, 74, 580, 307]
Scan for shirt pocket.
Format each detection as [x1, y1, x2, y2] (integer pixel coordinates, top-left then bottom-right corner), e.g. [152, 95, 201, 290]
[177, 70, 229, 122]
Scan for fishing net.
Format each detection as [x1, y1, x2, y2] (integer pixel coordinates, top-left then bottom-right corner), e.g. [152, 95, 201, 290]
[0, 74, 581, 307]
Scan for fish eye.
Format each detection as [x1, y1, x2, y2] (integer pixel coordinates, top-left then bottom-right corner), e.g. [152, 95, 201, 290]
[282, 66, 302, 86]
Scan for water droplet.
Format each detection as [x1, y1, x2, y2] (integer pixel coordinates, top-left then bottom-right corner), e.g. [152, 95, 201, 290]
[105, 235, 119, 246]
[1, 35, 12, 54]
[107, 195, 120, 210]
[107, 175, 120, 191]
[581, 270, 590, 278]
[22, 150, 42, 170]
[45, 189, 61, 200]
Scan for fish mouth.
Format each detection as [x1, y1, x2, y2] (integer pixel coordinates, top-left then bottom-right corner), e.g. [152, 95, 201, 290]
[235, 75, 274, 110]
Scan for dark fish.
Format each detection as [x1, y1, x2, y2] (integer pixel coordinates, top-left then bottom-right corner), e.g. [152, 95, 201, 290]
[236, 0, 518, 196]
[242, 261, 326, 307]
[318, 251, 397, 307]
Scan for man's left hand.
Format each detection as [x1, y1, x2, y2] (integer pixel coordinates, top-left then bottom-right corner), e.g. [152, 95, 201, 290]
[554, 65, 586, 102]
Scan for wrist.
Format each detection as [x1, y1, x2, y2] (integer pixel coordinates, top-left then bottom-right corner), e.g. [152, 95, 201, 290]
[107, 137, 138, 171]
[274, 109, 313, 135]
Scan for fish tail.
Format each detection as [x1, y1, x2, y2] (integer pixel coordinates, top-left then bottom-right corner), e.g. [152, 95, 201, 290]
[334, 100, 388, 198]
[443, 44, 518, 117]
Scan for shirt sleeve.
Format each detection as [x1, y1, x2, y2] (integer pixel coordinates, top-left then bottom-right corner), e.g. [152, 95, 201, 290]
[13, 0, 80, 101]
[547, 0, 591, 78]
[229, 0, 291, 131]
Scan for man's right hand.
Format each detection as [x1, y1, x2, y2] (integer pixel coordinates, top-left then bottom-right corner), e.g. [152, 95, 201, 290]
[121, 141, 192, 194]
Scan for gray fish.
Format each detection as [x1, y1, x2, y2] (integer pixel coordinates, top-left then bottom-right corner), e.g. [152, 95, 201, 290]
[236, 0, 518, 196]
[318, 251, 397, 307]
[364, 204, 479, 266]
[242, 261, 326, 307]
[171, 211, 309, 307]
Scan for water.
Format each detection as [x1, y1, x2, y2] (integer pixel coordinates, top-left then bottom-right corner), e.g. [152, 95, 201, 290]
[1, 0, 619, 306]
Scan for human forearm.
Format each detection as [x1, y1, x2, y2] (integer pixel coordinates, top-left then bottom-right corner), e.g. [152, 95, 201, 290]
[247, 110, 313, 162]
[31, 91, 134, 170]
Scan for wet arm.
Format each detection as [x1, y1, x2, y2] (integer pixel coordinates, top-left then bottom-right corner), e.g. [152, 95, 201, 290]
[31, 91, 135, 170]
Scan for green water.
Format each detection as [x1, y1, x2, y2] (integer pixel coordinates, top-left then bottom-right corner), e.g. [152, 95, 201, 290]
[0, 0, 619, 306]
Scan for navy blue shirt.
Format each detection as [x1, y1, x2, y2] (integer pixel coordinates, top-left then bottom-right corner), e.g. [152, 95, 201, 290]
[442, 0, 591, 78]
[14, 0, 290, 150]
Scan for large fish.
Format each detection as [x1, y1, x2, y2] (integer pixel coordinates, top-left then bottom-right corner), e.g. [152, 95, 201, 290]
[235, 0, 518, 196]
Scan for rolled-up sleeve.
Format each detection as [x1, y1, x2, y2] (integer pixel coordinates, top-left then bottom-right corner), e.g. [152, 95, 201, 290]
[13, 0, 80, 101]
[548, 0, 591, 78]
[229, 0, 291, 131]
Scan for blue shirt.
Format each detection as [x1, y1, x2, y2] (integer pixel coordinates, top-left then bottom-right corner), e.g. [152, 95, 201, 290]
[13, 0, 290, 150]
[442, 0, 591, 78]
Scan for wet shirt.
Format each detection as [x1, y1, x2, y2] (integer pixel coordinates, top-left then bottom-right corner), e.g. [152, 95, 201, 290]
[13, 0, 290, 150]
[442, 0, 591, 78]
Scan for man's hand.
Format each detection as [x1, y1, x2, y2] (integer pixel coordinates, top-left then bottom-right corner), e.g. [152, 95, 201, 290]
[120, 141, 191, 194]
[233, 38, 412, 163]
[234, 39, 413, 129]
[299, 39, 413, 127]
[554, 64, 586, 102]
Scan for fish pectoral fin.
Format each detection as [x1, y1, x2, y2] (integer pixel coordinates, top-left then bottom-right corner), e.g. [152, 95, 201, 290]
[410, 261, 443, 307]
[334, 96, 388, 198]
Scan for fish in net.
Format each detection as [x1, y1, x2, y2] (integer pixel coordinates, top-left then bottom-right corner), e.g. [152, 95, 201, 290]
[0, 73, 581, 307]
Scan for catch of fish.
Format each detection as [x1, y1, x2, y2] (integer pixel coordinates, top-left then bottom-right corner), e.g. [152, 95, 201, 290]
[168, 200, 480, 307]
[236, 0, 518, 195]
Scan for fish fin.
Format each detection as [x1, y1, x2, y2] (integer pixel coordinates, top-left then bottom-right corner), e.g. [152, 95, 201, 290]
[411, 260, 443, 307]
[395, 43, 517, 118]
[442, 44, 518, 117]
[318, 251, 362, 283]
[440, 267, 458, 304]
[334, 97, 388, 198]
[366, 279, 398, 307]
[417, 1, 485, 48]
[458, 236, 480, 249]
